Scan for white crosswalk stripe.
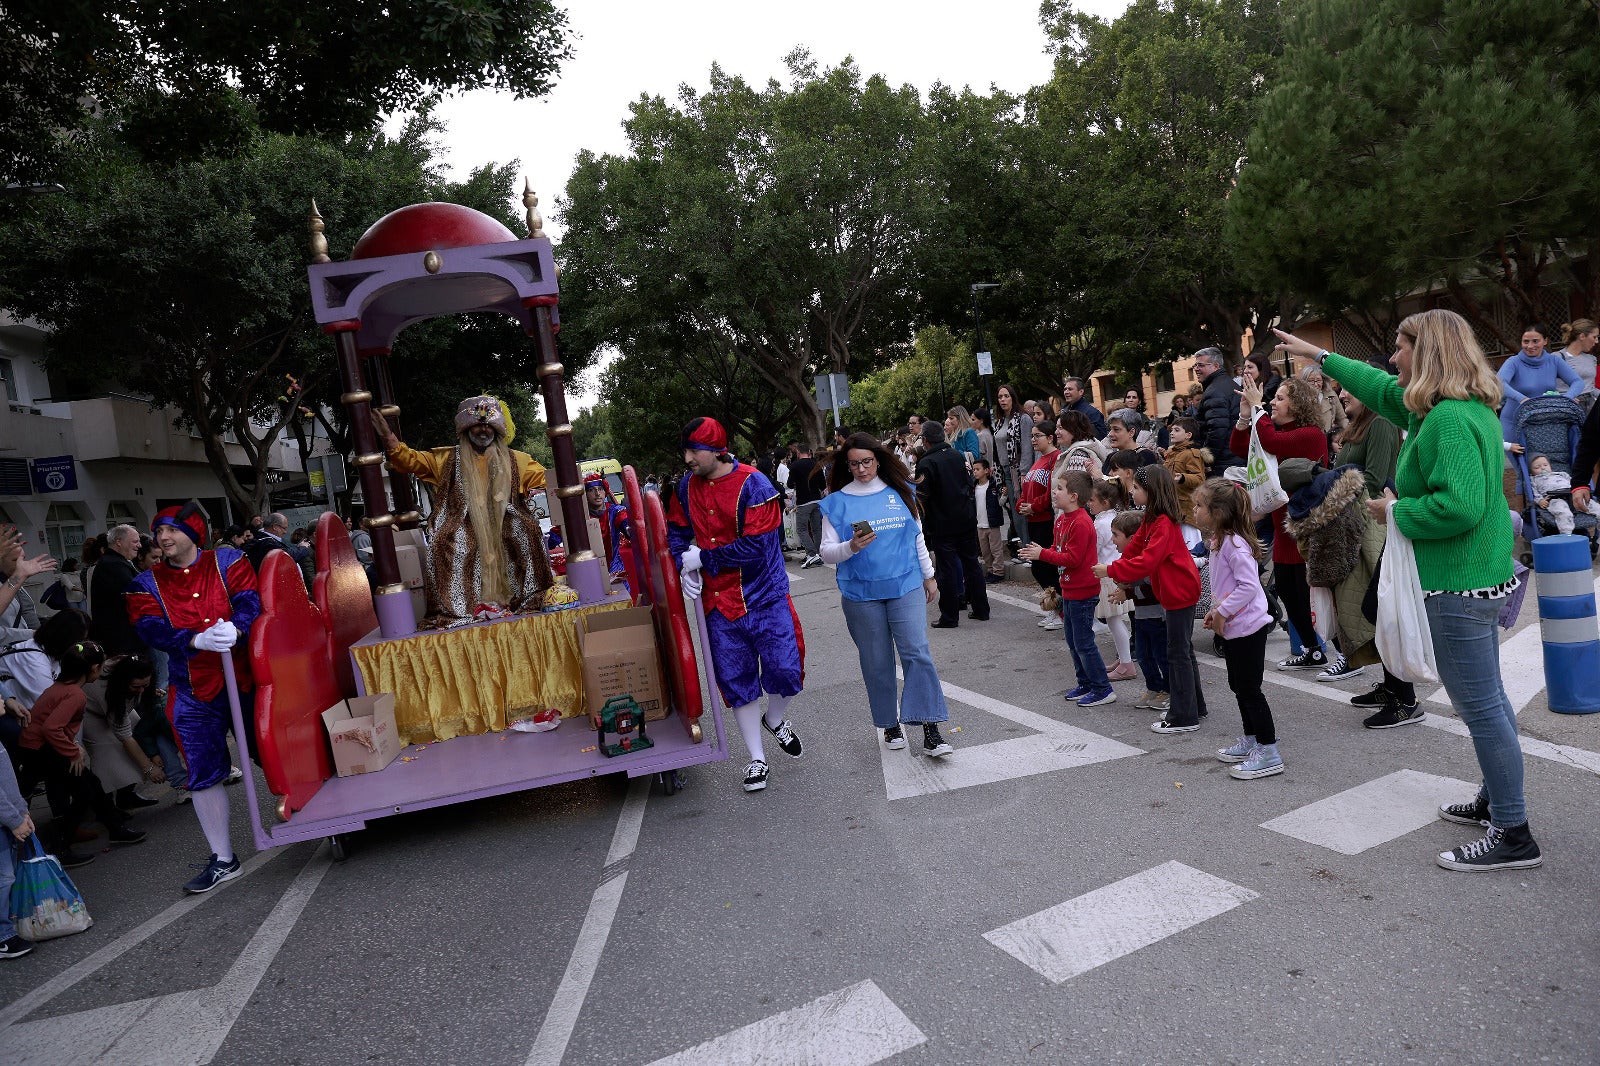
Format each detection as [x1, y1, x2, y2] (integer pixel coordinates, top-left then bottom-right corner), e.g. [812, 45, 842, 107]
[1259, 768, 1474, 855]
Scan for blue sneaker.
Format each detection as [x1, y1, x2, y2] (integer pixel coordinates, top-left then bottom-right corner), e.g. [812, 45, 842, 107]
[1063, 685, 1091, 702]
[1216, 736, 1256, 763]
[1229, 742, 1283, 779]
[183, 853, 243, 895]
[1078, 689, 1117, 708]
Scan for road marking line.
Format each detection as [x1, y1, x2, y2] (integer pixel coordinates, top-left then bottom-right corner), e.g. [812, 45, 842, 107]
[604, 776, 651, 867]
[1426, 621, 1544, 714]
[643, 980, 926, 1066]
[0, 846, 288, 1029]
[986, 588, 1046, 615]
[880, 673, 1144, 800]
[1259, 768, 1474, 855]
[5, 846, 331, 1066]
[983, 861, 1257, 983]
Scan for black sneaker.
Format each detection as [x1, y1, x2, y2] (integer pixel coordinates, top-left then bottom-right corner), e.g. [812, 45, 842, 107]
[0, 935, 35, 959]
[882, 725, 906, 750]
[1438, 794, 1491, 827]
[1363, 702, 1424, 729]
[742, 760, 769, 792]
[1315, 655, 1366, 682]
[1277, 649, 1328, 671]
[116, 787, 160, 810]
[923, 723, 954, 758]
[763, 717, 802, 758]
[1436, 822, 1542, 871]
[183, 853, 243, 894]
[108, 824, 147, 846]
[56, 849, 95, 869]
[1350, 683, 1389, 707]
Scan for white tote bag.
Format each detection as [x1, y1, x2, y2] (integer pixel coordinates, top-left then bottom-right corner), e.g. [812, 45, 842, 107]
[1374, 502, 1438, 683]
[1244, 413, 1289, 520]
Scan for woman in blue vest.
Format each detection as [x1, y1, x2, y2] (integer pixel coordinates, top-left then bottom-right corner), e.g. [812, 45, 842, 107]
[818, 432, 954, 758]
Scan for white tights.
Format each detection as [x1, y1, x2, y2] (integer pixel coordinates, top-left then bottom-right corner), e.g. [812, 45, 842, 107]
[1109, 616, 1131, 664]
[732, 692, 794, 765]
[191, 785, 234, 863]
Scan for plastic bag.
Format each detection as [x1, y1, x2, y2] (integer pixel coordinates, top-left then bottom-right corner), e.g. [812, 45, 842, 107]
[1374, 503, 1438, 683]
[1244, 414, 1289, 520]
[1309, 585, 1338, 643]
[10, 836, 93, 941]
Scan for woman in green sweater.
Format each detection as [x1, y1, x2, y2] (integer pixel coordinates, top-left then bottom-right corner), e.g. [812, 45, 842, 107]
[1274, 311, 1541, 872]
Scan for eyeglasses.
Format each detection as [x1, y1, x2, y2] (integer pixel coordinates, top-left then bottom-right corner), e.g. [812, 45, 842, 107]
[847, 458, 877, 470]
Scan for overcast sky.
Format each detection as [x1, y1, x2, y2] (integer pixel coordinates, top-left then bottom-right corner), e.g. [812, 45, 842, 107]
[423, 0, 1132, 409]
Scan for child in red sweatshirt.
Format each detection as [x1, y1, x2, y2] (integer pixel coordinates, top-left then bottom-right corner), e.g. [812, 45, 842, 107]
[1020, 470, 1113, 707]
[1098, 465, 1205, 733]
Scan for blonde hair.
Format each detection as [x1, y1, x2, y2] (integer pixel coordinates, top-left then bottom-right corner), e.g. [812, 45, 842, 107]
[1562, 319, 1598, 346]
[1397, 309, 1503, 417]
[1276, 376, 1329, 432]
[946, 405, 974, 434]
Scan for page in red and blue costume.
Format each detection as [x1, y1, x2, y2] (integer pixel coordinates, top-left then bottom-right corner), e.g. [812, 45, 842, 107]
[604, 500, 630, 577]
[668, 462, 805, 708]
[126, 547, 261, 791]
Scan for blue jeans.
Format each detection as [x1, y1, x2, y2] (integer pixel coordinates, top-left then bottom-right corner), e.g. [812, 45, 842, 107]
[0, 837, 15, 941]
[1133, 617, 1168, 692]
[1063, 596, 1109, 693]
[1425, 593, 1526, 828]
[149, 646, 170, 693]
[841, 586, 950, 728]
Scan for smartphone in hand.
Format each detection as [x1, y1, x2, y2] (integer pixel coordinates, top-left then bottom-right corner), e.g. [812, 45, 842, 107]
[851, 520, 874, 539]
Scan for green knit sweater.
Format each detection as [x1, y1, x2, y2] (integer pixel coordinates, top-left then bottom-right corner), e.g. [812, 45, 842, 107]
[1324, 354, 1513, 592]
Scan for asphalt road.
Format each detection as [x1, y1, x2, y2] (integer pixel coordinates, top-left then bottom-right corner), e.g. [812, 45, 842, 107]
[3, 558, 1597, 1066]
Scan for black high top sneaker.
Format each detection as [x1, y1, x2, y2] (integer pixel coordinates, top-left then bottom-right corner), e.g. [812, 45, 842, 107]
[1436, 823, 1542, 872]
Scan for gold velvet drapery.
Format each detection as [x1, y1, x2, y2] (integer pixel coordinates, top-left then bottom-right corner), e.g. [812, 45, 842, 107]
[351, 602, 628, 743]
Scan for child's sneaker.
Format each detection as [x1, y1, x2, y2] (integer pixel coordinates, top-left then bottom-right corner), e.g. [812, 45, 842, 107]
[1063, 685, 1091, 702]
[1135, 691, 1157, 709]
[1228, 741, 1283, 779]
[1078, 689, 1116, 707]
[1215, 736, 1256, 763]
[1150, 714, 1200, 734]
[1150, 692, 1171, 711]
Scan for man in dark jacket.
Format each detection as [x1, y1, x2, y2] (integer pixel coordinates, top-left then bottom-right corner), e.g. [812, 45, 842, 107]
[1193, 347, 1244, 475]
[1061, 376, 1109, 439]
[245, 513, 314, 588]
[915, 423, 990, 627]
[89, 524, 145, 654]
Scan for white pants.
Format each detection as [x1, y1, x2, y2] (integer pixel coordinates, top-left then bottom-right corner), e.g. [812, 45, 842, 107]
[1543, 497, 1600, 534]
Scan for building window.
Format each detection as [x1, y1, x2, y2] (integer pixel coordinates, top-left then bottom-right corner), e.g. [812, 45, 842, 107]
[44, 503, 86, 562]
[105, 500, 139, 530]
[0, 358, 15, 404]
[1155, 365, 1176, 393]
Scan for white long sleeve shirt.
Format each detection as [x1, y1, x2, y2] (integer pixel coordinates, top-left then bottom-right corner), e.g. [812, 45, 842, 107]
[817, 477, 935, 579]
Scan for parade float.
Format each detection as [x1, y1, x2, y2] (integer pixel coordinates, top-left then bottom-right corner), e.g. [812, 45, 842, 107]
[221, 187, 723, 859]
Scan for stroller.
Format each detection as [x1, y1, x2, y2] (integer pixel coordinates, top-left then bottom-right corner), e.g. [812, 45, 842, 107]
[1512, 395, 1599, 562]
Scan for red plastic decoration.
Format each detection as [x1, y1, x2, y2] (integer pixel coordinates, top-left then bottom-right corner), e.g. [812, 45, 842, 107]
[251, 552, 340, 815]
[313, 512, 378, 698]
[351, 203, 518, 260]
[633, 470, 703, 733]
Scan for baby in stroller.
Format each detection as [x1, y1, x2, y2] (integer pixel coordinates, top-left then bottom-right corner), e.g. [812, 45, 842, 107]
[1529, 454, 1600, 534]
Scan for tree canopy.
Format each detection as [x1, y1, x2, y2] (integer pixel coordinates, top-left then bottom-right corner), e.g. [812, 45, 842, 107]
[2, 0, 572, 182]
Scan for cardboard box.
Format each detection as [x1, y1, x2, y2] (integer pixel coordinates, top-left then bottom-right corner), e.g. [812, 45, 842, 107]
[321, 693, 403, 777]
[393, 543, 427, 622]
[577, 606, 667, 721]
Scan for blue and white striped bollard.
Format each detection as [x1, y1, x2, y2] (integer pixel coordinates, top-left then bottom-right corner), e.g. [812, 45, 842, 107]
[1531, 534, 1600, 714]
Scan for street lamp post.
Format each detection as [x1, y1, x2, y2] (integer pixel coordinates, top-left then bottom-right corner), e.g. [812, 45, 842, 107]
[970, 283, 1000, 414]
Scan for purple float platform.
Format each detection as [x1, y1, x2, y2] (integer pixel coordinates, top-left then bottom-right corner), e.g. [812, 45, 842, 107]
[255, 710, 723, 847]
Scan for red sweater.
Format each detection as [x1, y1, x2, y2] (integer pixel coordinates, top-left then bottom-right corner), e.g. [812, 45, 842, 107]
[1037, 507, 1099, 599]
[1018, 450, 1060, 523]
[1230, 414, 1328, 564]
[1106, 515, 1201, 609]
[20, 682, 86, 759]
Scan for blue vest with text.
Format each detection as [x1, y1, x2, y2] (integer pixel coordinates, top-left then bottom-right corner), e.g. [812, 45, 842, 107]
[818, 486, 923, 602]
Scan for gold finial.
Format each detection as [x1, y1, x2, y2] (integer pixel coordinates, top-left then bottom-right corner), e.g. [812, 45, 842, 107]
[523, 177, 544, 239]
[309, 199, 331, 264]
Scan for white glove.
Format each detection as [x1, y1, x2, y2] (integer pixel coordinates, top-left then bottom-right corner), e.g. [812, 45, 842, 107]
[680, 569, 703, 599]
[192, 620, 238, 652]
[680, 546, 703, 573]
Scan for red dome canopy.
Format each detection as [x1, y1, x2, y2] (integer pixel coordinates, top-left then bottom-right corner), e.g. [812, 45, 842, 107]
[350, 202, 519, 260]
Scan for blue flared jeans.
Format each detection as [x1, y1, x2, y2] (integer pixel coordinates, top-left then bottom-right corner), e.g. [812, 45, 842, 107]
[840, 586, 950, 729]
[1425, 592, 1526, 828]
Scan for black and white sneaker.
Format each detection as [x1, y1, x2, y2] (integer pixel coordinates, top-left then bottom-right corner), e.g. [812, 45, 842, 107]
[764, 718, 802, 758]
[1350, 683, 1389, 707]
[742, 760, 769, 792]
[1436, 822, 1542, 871]
[922, 723, 954, 758]
[183, 853, 243, 894]
[800, 554, 823, 570]
[1315, 655, 1366, 682]
[1277, 649, 1328, 671]
[1150, 714, 1200, 734]
[882, 725, 906, 750]
[0, 935, 35, 959]
[1363, 702, 1423, 729]
[1438, 793, 1491, 827]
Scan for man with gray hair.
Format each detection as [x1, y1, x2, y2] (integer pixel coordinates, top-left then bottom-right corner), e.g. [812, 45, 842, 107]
[245, 512, 314, 589]
[90, 523, 145, 654]
[1192, 346, 1243, 475]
